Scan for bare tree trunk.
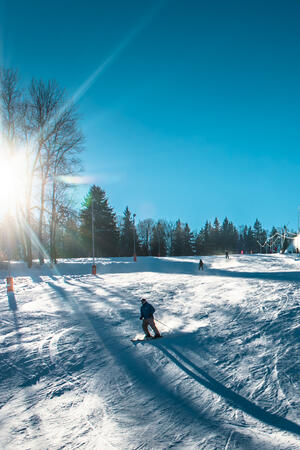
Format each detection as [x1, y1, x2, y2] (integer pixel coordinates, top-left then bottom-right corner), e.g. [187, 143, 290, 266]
[25, 196, 33, 268]
[50, 179, 57, 264]
[38, 175, 46, 265]
[24, 147, 38, 268]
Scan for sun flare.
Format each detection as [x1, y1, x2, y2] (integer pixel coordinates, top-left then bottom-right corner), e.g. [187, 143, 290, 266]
[0, 153, 28, 217]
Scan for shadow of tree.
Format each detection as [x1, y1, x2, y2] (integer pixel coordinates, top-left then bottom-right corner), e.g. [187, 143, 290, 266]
[156, 343, 300, 436]
[47, 280, 242, 441]
[49, 279, 300, 441]
[208, 268, 300, 283]
[15, 256, 300, 284]
[7, 292, 17, 311]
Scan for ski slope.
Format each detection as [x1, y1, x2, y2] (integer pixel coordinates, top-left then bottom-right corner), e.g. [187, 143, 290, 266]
[0, 254, 299, 449]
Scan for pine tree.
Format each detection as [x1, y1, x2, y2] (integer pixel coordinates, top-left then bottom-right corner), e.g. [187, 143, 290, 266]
[80, 185, 119, 257]
[212, 217, 221, 253]
[221, 217, 230, 252]
[253, 219, 268, 253]
[150, 221, 167, 256]
[195, 228, 205, 255]
[239, 225, 247, 253]
[56, 209, 84, 258]
[203, 221, 213, 254]
[119, 207, 140, 256]
[247, 226, 256, 253]
[253, 219, 262, 252]
[183, 223, 194, 255]
[162, 220, 174, 256]
[227, 220, 239, 253]
[137, 219, 153, 256]
[171, 220, 184, 256]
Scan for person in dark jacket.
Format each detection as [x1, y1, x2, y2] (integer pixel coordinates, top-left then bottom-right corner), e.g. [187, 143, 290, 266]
[140, 298, 161, 338]
[198, 259, 204, 270]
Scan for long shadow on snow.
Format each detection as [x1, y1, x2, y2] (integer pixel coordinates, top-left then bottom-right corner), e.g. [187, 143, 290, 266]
[155, 343, 300, 437]
[0, 308, 45, 438]
[1, 307, 44, 386]
[64, 278, 299, 382]
[65, 278, 299, 350]
[99, 281, 300, 437]
[208, 268, 300, 283]
[85, 257, 300, 283]
[65, 279, 300, 437]
[15, 256, 300, 284]
[58, 279, 300, 442]
[48, 280, 241, 439]
[7, 292, 17, 311]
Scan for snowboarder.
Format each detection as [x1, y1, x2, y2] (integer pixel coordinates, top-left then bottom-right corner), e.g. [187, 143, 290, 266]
[225, 251, 229, 259]
[198, 259, 204, 270]
[140, 298, 161, 339]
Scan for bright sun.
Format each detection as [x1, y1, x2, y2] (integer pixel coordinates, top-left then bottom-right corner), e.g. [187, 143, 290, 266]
[0, 153, 27, 217]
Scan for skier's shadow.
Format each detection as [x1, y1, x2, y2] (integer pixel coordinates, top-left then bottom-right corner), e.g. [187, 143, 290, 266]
[156, 343, 300, 437]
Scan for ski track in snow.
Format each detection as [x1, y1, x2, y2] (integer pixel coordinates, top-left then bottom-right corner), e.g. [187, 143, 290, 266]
[0, 254, 299, 449]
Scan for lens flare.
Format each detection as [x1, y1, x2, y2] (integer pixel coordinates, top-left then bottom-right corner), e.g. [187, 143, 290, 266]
[0, 152, 27, 217]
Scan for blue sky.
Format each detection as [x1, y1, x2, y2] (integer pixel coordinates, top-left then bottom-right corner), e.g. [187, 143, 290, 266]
[1, 0, 300, 232]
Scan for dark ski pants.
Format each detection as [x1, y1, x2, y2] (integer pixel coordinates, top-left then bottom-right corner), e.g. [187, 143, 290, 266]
[142, 317, 160, 337]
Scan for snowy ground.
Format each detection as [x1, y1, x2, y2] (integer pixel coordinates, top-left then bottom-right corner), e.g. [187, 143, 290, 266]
[0, 254, 299, 449]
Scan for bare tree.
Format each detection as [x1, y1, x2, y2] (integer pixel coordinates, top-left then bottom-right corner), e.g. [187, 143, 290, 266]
[1, 68, 84, 266]
[137, 219, 154, 255]
[46, 106, 83, 263]
[0, 67, 20, 151]
[26, 80, 64, 265]
[0, 68, 22, 264]
[24, 80, 83, 266]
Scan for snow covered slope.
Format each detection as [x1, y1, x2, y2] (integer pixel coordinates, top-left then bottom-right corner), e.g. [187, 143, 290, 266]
[0, 255, 299, 449]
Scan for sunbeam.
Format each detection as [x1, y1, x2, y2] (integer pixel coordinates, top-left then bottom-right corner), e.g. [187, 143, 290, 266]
[18, 217, 61, 275]
[0, 149, 27, 218]
[56, 1, 168, 119]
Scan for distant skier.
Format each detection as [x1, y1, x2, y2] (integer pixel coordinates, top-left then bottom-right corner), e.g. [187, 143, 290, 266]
[198, 259, 204, 271]
[140, 298, 161, 339]
[225, 251, 229, 259]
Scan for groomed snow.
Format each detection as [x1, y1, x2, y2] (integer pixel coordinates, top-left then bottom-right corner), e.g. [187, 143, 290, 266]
[0, 254, 299, 449]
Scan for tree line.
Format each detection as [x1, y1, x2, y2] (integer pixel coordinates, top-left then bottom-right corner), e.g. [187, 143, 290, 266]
[78, 186, 282, 257]
[9, 184, 281, 261]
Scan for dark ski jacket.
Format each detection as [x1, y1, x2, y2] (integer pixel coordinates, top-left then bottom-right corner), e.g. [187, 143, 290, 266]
[140, 302, 155, 319]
